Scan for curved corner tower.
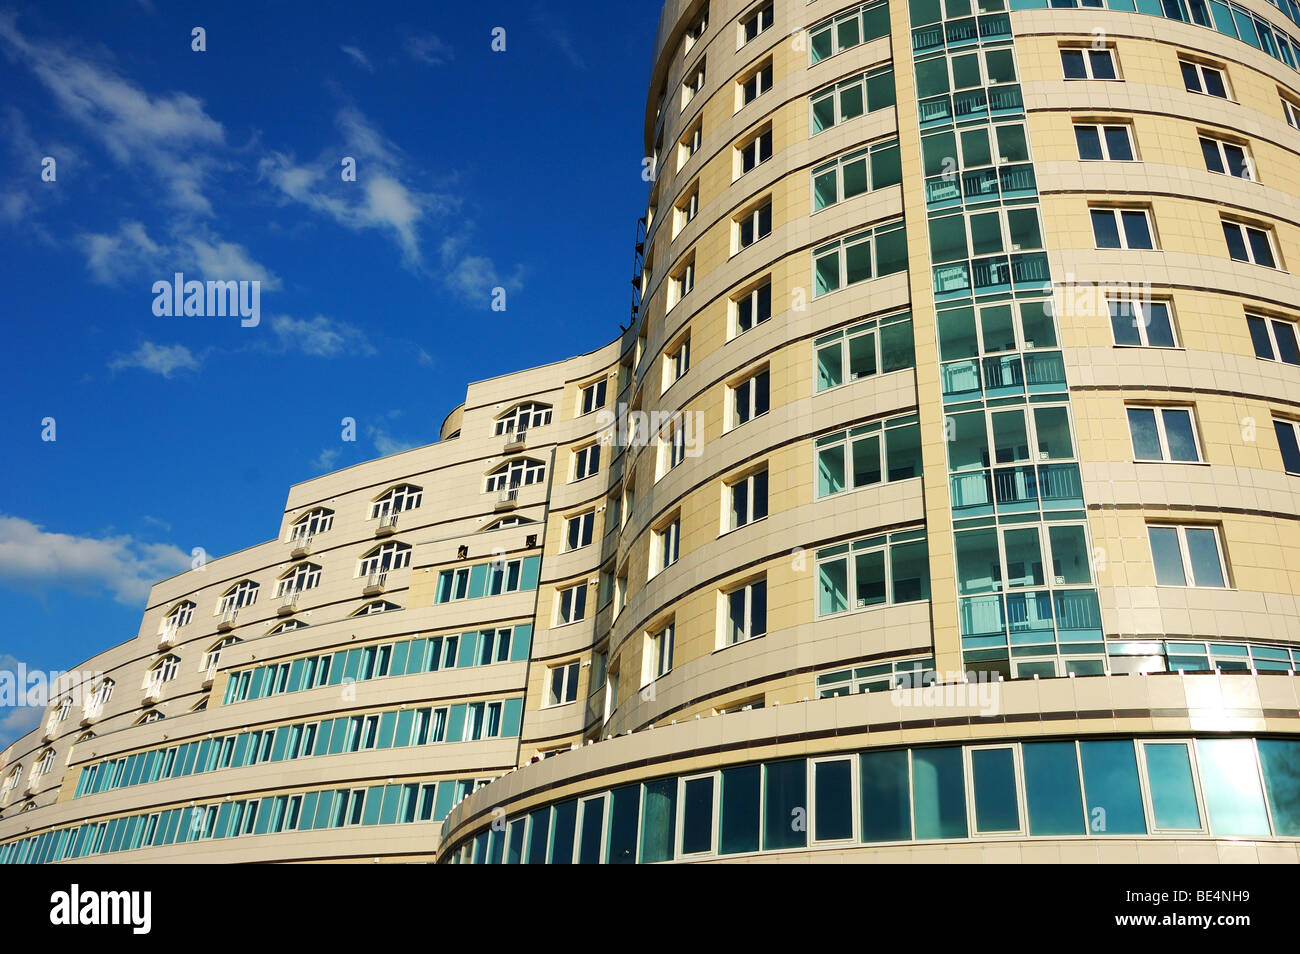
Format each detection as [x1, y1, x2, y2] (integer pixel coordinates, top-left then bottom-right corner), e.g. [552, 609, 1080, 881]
[5, 0, 1300, 865]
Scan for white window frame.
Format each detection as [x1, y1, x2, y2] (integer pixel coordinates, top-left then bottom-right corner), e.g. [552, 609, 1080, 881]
[556, 583, 588, 626]
[656, 418, 688, 479]
[546, 661, 581, 707]
[1134, 740, 1209, 834]
[358, 541, 411, 577]
[218, 580, 259, 614]
[1247, 313, 1300, 364]
[579, 379, 608, 416]
[735, 126, 773, 179]
[486, 457, 546, 492]
[1199, 135, 1254, 181]
[1090, 206, 1156, 250]
[1284, 94, 1300, 129]
[669, 256, 696, 307]
[649, 623, 675, 683]
[737, 58, 773, 110]
[725, 467, 769, 533]
[565, 510, 596, 552]
[739, 2, 774, 47]
[164, 600, 195, 630]
[681, 60, 706, 111]
[731, 279, 772, 338]
[721, 577, 767, 647]
[370, 484, 422, 520]
[652, 517, 681, 576]
[663, 333, 691, 393]
[276, 562, 321, 597]
[1073, 122, 1136, 161]
[673, 185, 699, 237]
[1108, 297, 1178, 348]
[573, 444, 601, 482]
[677, 122, 703, 173]
[734, 199, 772, 253]
[1147, 523, 1230, 589]
[1060, 46, 1118, 81]
[290, 507, 334, 540]
[1127, 405, 1203, 463]
[1222, 220, 1280, 268]
[728, 367, 770, 430]
[1180, 58, 1230, 99]
[1274, 418, 1300, 475]
[495, 402, 552, 436]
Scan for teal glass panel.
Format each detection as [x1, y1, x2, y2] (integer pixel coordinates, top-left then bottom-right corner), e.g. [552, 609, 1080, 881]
[505, 820, 526, 864]
[640, 778, 677, 863]
[1144, 743, 1202, 830]
[912, 747, 968, 839]
[971, 747, 1020, 832]
[1196, 739, 1271, 836]
[550, 800, 578, 864]
[764, 760, 808, 850]
[814, 759, 854, 840]
[1024, 742, 1085, 835]
[720, 764, 761, 854]
[861, 750, 911, 841]
[607, 785, 640, 864]
[1258, 740, 1300, 835]
[526, 807, 551, 863]
[1079, 740, 1147, 834]
[682, 776, 715, 854]
[577, 796, 606, 864]
[510, 624, 533, 661]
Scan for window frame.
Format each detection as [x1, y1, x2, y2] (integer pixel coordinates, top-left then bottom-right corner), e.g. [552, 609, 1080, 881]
[1222, 219, 1281, 268]
[1126, 404, 1205, 463]
[728, 366, 771, 430]
[1180, 58, 1231, 99]
[555, 583, 589, 627]
[724, 466, 769, 533]
[1090, 206, 1157, 250]
[1073, 121, 1137, 161]
[1147, 523, 1231, 589]
[1060, 46, 1119, 81]
[1108, 297, 1179, 348]
[721, 576, 768, 647]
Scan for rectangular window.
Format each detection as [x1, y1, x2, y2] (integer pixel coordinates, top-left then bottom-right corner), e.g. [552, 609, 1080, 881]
[663, 337, 690, 397]
[1060, 47, 1118, 80]
[810, 0, 889, 63]
[546, 662, 580, 707]
[735, 200, 772, 251]
[1274, 418, 1300, 475]
[1283, 94, 1300, 130]
[719, 764, 760, 854]
[573, 443, 601, 481]
[1090, 207, 1155, 249]
[1180, 58, 1229, 98]
[658, 417, 688, 476]
[680, 774, 716, 855]
[1079, 740, 1147, 835]
[1223, 220, 1279, 268]
[640, 778, 677, 864]
[1195, 739, 1271, 836]
[565, 511, 595, 551]
[969, 746, 1021, 834]
[669, 256, 696, 306]
[814, 415, 922, 498]
[810, 67, 894, 134]
[813, 221, 908, 296]
[1199, 135, 1253, 180]
[1258, 739, 1300, 836]
[1148, 524, 1228, 588]
[738, 58, 773, 108]
[672, 185, 698, 238]
[816, 530, 930, 614]
[1246, 313, 1300, 364]
[860, 749, 910, 842]
[1074, 122, 1135, 161]
[1126, 405, 1202, 462]
[911, 747, 967, 840]
[732, 280, 771, 336]
[556, 584, 588, 626]
[579, 379, 607, 415]
[681, 60, 706, 111]
[736, 126, 773, 176]
[727, 468, 769, 531]
[740, 2, 774, 45]
[729, 368, 770, 428]
[763, 760, 808, 850]
[653, 518, 681, 574]
[813, 757, 854, 842]
[677, 121, 702, 172]
[812, 139, 902, 211]
[816, 313, 914, 390]
[1141, 741, 1203, 831]
[651, 624, 674, 679]
[1109, 298, 1177, 347]
[723, 577, 767, 645]
[1023, 742, 1085, 835]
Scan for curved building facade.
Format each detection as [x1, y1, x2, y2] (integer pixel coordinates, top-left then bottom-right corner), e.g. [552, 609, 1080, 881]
[5, 0, 1300, 864]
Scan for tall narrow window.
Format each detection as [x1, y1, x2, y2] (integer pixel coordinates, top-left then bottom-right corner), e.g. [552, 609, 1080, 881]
[546, 662, 580, 706]
[556, 584, 588, 625]
[733, 280, 772, 336]
[729, 368, 770, 428]
[1273, 419, 1300, 475]
[727, 468, 769, 531]
[650, 624, 674, 680]
[736, 200, 772, 251]
[724, 578, 767, 645]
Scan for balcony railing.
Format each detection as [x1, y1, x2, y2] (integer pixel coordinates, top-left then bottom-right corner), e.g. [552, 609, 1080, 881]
[363, 571, 388, 595]
[278, 590, 302, 615]
[376, 513, 399, 536]
[289, 533, 313, 557]
[157, 623, 179, 648]
[217, 608, 239, 631]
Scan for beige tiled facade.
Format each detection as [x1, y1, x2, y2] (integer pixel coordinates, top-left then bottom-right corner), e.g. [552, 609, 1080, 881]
[4, 0, 1300, 864]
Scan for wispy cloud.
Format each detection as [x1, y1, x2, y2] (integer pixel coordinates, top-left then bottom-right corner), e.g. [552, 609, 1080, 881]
[403, 32, 453, 66]
[0, 13, 225, 214]
[76, 219, 279, 288]
[270, 314, 376, 358]
[311, 447, 341, 471]
[108, 341, 201, 378]
[340, 44, 374, 71]
[0, 515, 191, 606]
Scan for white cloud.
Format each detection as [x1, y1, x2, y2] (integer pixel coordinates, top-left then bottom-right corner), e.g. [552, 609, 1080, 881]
[340, 44, 374, 71]
[0, 14, 225, 214]
[311, 447, 341, 472]
[0, 515, 192, 607]
[108, 341, 200, 378]
[368, 426, 420, 456]
[270, 314, 376, 358]
[404, 33, 453, 66]
[76, 220, 278, 287]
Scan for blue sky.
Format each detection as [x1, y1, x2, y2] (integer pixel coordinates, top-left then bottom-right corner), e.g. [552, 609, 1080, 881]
[0, 0, 657, 745]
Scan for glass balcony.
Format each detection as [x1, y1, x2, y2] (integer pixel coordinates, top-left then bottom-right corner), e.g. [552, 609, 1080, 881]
[945, 17, 980, 45]
[981, 352, 1025, 397]
[1054, 589, 1103, 641]
[951, 469, 994, 515]
[992, 464, 1038, 512]
[1024, 351, 1066, 392]
[1038, 462, 1083, 509]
